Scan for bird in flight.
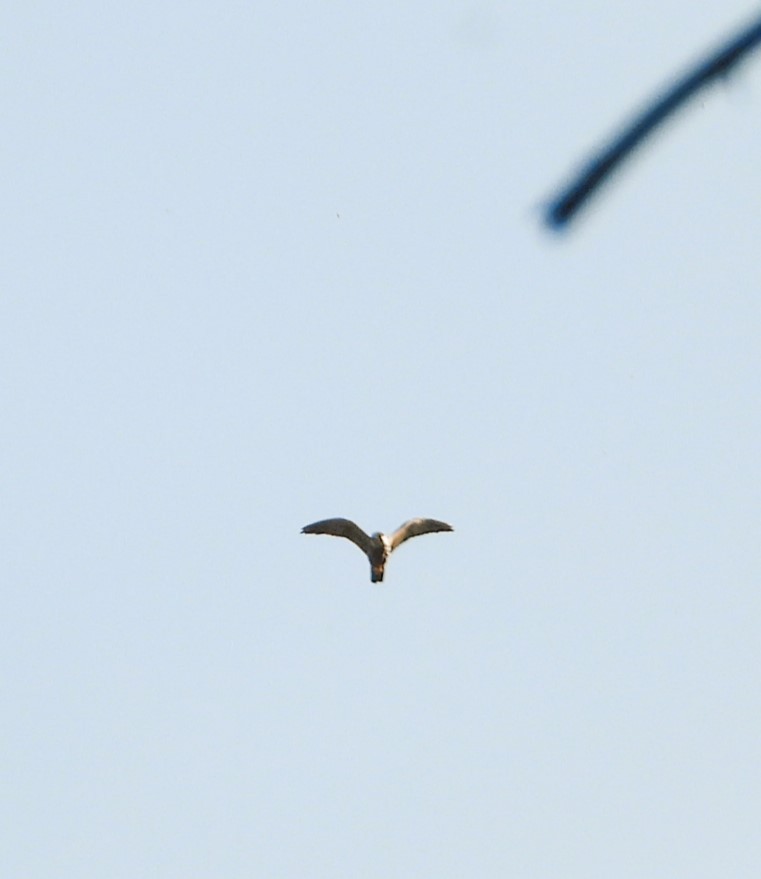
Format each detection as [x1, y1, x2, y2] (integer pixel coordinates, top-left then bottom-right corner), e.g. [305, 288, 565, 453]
[301, 517, 453, 582]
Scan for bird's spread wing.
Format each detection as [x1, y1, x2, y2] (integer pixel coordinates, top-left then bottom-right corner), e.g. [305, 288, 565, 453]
[389, 518, 453, 551]
[301, 518, 374, 555]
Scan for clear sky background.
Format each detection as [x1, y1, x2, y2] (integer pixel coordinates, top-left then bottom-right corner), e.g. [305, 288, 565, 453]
[4, 2, 761, 876]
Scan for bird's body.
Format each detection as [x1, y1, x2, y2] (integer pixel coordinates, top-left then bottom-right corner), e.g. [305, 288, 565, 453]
[301, 517, 453, 582]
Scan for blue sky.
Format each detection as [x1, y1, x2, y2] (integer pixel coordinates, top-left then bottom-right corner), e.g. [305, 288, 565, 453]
[4, 2, 761, 876]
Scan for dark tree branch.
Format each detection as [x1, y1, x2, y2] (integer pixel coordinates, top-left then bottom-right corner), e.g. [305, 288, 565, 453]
[544, 12, 761, 230]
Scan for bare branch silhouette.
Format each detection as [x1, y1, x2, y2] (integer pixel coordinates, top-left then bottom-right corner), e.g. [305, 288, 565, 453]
[544, 11, 761, 230]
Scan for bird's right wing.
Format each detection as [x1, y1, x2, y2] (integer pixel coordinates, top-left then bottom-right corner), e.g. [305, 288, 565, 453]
[389, 518, 453, 551]
[301, 518, 374, 554]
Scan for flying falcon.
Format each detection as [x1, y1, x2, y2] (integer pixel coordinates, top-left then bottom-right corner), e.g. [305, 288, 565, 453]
[301, 517, 453, 582]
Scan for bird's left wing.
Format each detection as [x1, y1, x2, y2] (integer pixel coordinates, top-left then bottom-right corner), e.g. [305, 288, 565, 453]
[301, 518, 374, 555]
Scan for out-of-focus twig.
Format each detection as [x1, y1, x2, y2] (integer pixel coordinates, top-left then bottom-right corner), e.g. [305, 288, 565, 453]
[544, 11, 761, 230]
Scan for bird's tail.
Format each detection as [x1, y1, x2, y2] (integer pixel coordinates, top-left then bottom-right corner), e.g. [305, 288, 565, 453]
[371, 564, 384, 583]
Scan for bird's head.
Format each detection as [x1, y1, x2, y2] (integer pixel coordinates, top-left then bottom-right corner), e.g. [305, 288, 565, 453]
[371, 532, 391, 552]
